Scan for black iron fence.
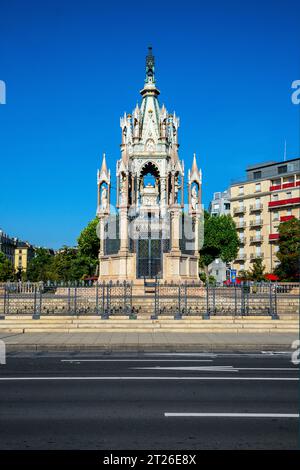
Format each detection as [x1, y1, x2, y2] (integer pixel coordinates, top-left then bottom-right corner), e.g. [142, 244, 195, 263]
[0, 281, 133, 319]
[0, 281, 299, 320]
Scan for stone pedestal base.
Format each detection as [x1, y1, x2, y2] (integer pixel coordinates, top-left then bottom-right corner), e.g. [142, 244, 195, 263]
[99, 253, 136, 281]
[99, 251, 199, 283]
[163, 253, 199, 282]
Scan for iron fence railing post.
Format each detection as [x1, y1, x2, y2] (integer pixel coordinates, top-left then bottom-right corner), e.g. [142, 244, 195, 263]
[32, 285, 40, 319]
[269, 282, 278, 319]
[151, 277, 158, 319]
[74, 286, 77, 316]
[274, 283, 278, 319]
[123, 280, 127, 316]
[234, 284, 237, 317]
[0, 286, 5, 319]
[95, 283, 99, 315]
[174, 284, 182, 319]
[184, 281, 187, 316]
[241, 283, 245, 316]
[101, 282, 105, 318]
[68, 287, 71, 314]
[203, 283, 210, 319]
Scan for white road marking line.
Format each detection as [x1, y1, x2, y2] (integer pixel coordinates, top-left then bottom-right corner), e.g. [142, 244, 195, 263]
[261, 351, 292, 355]
[133, 366, 238, 372]
[164, 412, 299, 418]
[133, 366, 299, 371]
[60, 359, 214, 363]
[144, 353, 217, 357]
[0, 376, 298, 381]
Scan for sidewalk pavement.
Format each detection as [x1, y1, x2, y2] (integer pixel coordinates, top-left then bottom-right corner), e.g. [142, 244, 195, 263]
[0, 331, 298, 352]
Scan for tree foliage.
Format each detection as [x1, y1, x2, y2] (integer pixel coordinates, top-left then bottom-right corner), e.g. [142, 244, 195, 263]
[77, 218, 99, 259]
[0, 252, 15, 281]
[26, 218, 100, 282]
[26, 248, 55, 282]
[200, 212, 239, 268]
[274, 218, 300, 281]
[246, 258, 266, 282]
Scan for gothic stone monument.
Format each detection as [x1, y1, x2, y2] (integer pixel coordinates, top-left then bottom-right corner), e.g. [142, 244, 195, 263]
[97, 47, 202, 283]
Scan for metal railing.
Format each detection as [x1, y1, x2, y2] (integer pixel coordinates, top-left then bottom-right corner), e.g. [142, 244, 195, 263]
[0, 281, 298, 320]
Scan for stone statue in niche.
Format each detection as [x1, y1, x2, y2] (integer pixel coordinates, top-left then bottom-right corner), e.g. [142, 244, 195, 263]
[101, 185, 108, 211]
[191, 185, 198, 211]
[120, 174, 126, 205]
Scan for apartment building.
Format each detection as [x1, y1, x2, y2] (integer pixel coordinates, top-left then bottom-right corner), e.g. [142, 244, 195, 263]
[208, 189, 231, 282]
[230, 157, 300, 274]
[14, 242, 35, 275]
[208, 189, 231, 216]
[0, 230, 17, 263]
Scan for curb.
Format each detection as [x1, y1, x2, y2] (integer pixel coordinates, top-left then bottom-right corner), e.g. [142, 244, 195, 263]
[5, 343, 295, 353]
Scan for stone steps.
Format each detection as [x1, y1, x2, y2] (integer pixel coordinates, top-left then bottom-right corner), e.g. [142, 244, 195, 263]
[0, 315, 298, 334]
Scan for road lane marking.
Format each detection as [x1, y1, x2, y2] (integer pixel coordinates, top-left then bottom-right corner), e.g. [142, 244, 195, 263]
[145, 353, 217, 357]
[133, 366, 299, 371]
[0, 376, 298, 381]
[164, 413, 299, 418]
[60, 359, 214, 363]
[133, 366, 238, 372]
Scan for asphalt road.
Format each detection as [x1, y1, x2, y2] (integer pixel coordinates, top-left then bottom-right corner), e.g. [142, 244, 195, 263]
[0, 351, 299, 450]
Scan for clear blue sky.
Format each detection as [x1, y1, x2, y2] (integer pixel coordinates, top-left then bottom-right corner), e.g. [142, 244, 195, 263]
[0, 0, 299, 248]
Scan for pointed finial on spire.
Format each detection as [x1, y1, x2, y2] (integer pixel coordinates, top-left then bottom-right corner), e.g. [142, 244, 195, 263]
[145, 45, 155, 84]
[100, 153, 108, 174]
[192, 153, 199, 173]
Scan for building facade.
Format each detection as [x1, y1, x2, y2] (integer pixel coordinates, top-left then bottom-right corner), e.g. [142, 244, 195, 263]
[0, 230, 17, 263]
[208, 189, 231, 283]
[209, 189, 231, 216]
[96, 48, 203, 283]
[230, 158, 300, 274]
[14, 242, 35, 275]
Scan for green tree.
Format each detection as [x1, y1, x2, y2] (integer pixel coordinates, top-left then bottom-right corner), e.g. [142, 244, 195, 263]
[27, 248, 54, 282]
[51, 247, 78, 282]
[200, 212, 239, 273]
[0, 252, 15, 281]
[50, 247, 98, 282]
[274, 218, 300, 281]
[247, 258, 265, 282]
[77, 218, 99, 260]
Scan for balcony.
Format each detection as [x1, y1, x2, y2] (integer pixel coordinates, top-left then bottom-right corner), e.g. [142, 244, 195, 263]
[250, 203, 263, 212]
[236, 221, 246, 229]
[250, 253, 264, 260]
[250, 219, 263, 227]
[239, 237, 246, 245]
[235, 253, 246, 261]
[282, 182, 295, 189]
[233, 206, 246, 215]
[269, 233, 279, 241]
[268, 197, 300, 208]
[250, 235, 263, 243]
[270, 184, 281, 191]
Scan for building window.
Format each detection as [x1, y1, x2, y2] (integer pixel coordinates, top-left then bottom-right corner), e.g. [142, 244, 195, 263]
[286, 191, 292, 198]
[272, 194, 278, 201]
[278, 165, 287, 175]
[253, 171, 261, 180]
[224, 203, 230, 210]
[255, 183, 261, 192]
[287, 208, 292, 216]
[273, 211, 279, 221]
[239, 186, 244, 195]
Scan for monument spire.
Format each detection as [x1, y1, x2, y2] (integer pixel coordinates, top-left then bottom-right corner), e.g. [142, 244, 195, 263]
[145, 45, 155, 84]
